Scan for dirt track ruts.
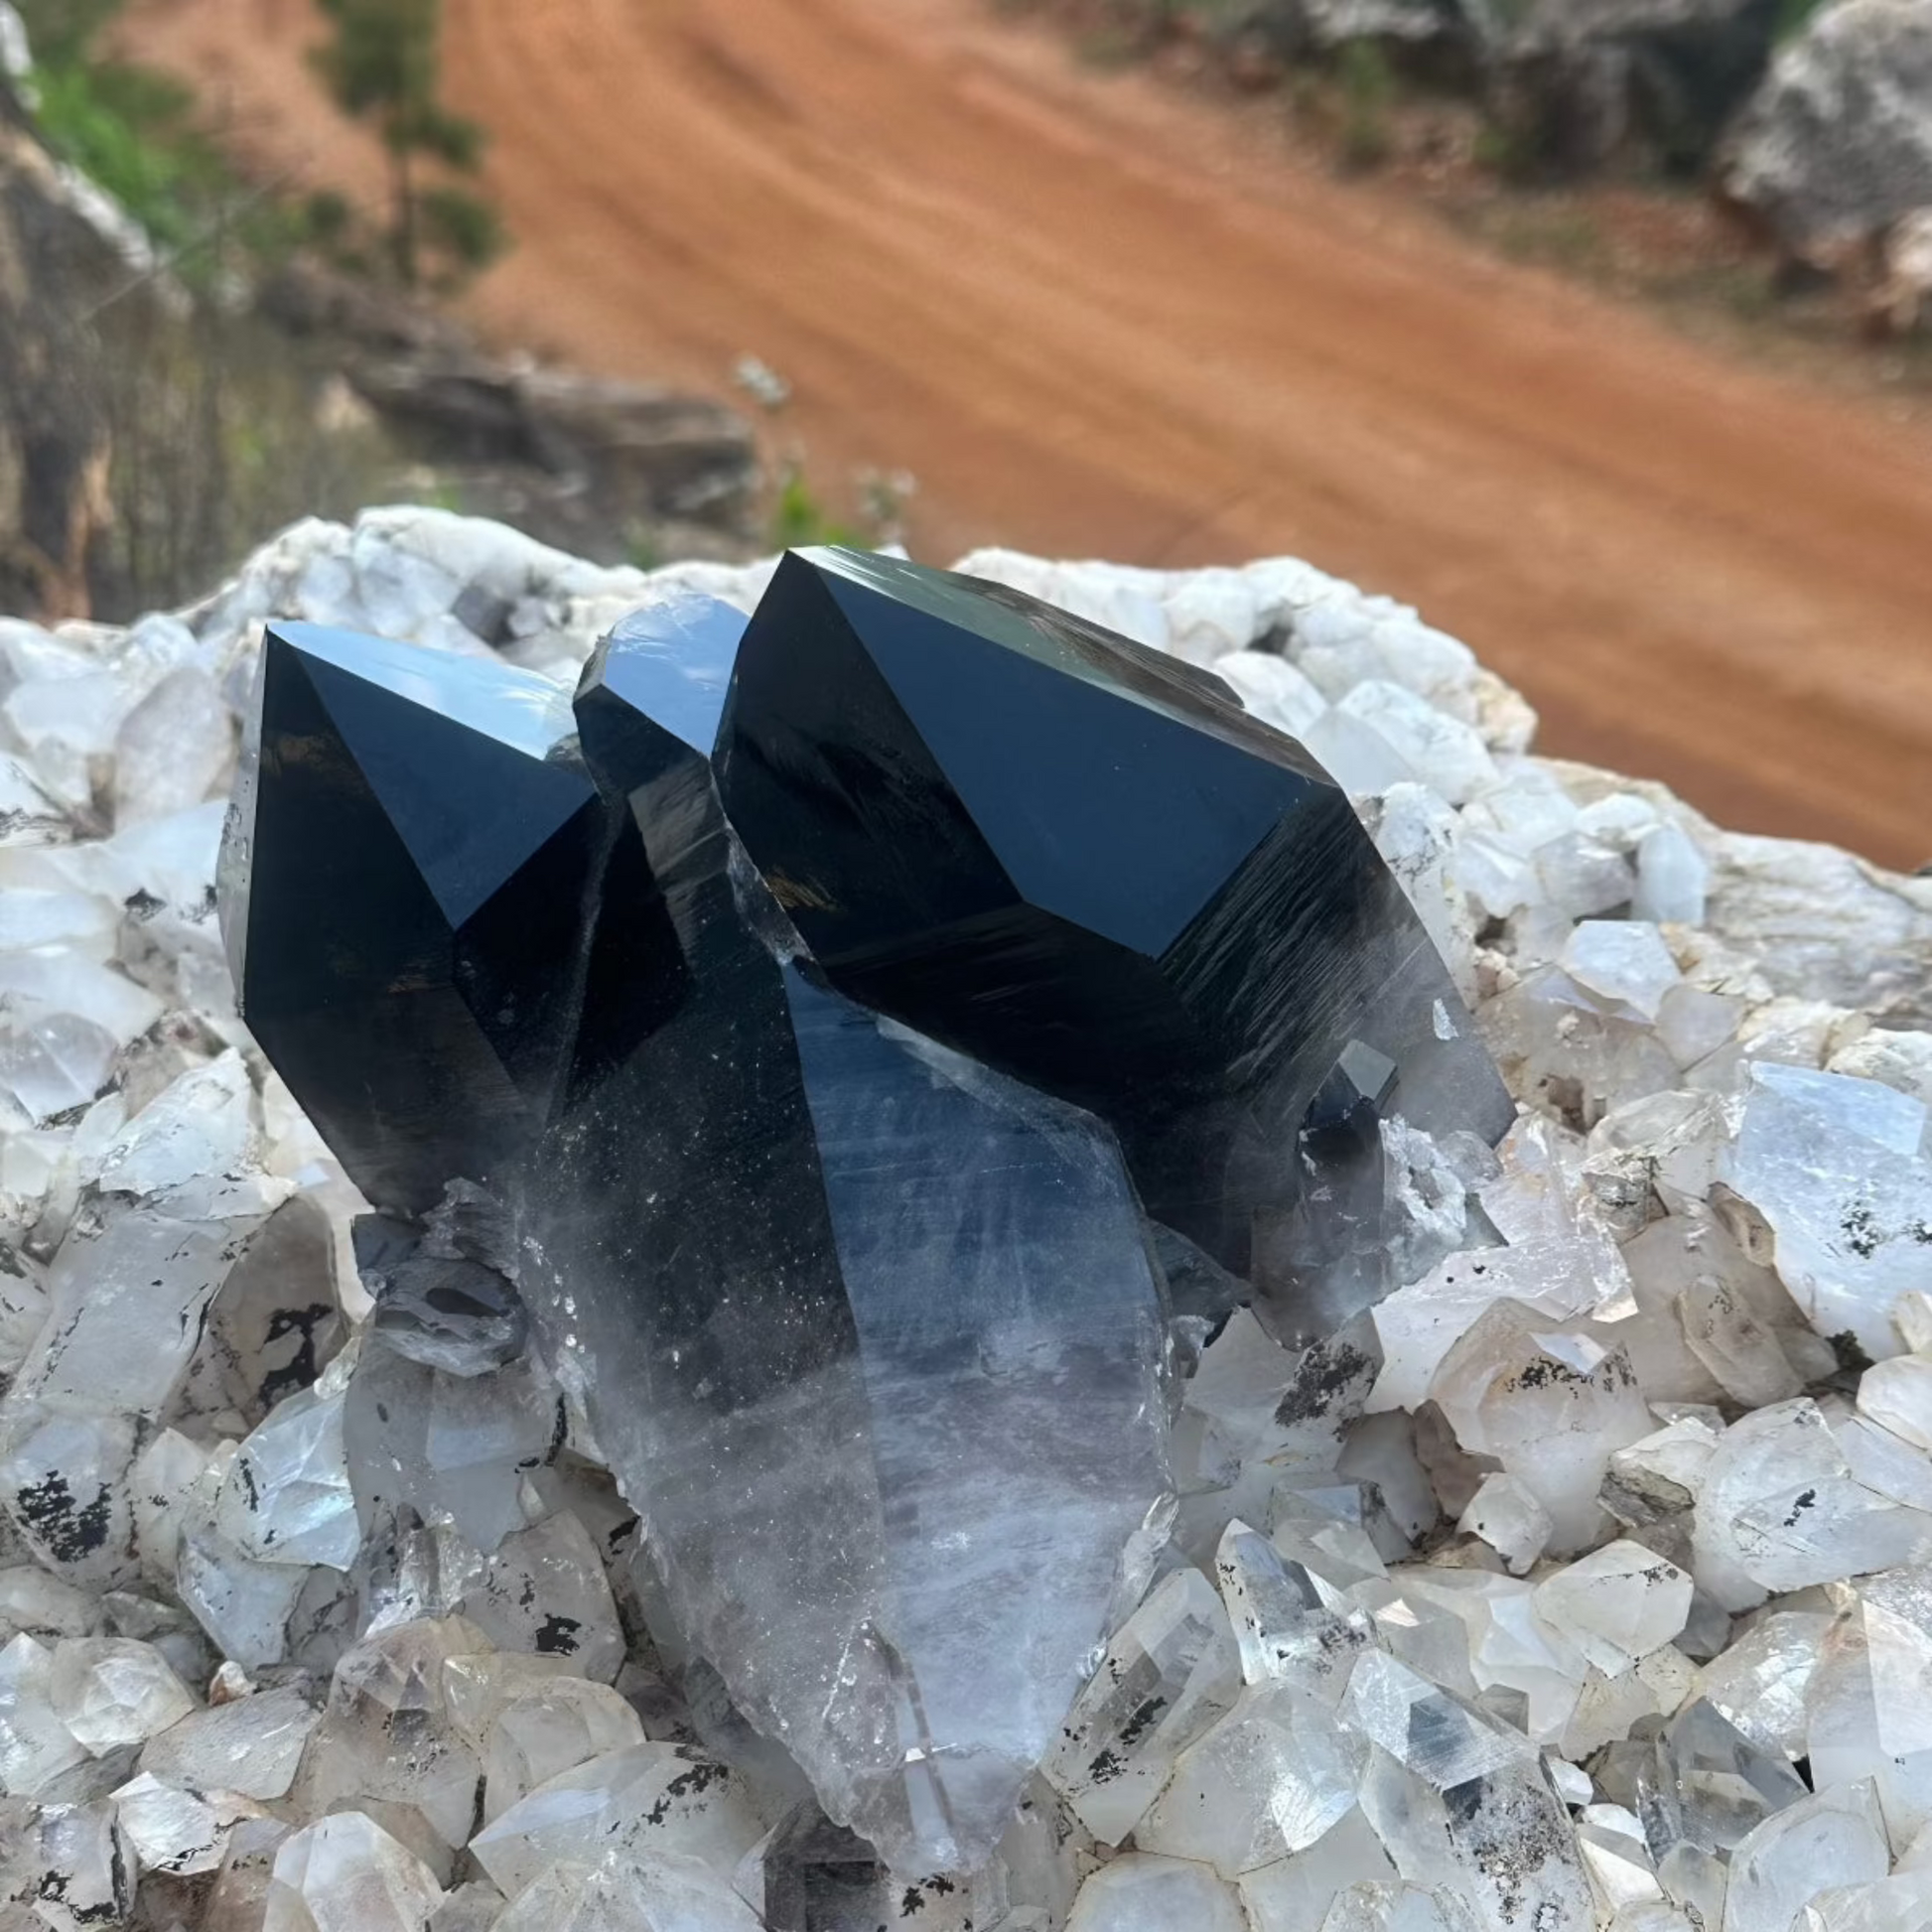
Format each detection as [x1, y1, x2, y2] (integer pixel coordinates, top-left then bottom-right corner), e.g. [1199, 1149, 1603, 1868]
[122, 0, 1932, 866]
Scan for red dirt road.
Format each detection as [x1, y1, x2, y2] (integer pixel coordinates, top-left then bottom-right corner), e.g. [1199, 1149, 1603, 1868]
[123, 0, 1932, 866]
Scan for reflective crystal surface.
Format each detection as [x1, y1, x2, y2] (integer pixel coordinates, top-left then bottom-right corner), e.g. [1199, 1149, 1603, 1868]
[470, 1741, 763, 1897]
[47, 1635, 195, 1754]
[219, 621, 625, 1214]
[1637, 1697, 1808, 1861]
[713, 547, 1510, 1324]
[139, 1681, 321, 1800]
[112, 1768, 263, 1876]
[261, 1810, 448, 1932]
[522, 938, 1172, 1871]
[1040, 1567, 1243, 1845]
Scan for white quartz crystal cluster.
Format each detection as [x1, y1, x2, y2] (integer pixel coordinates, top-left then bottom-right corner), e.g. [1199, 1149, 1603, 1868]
[0, 506, 1929, 1930]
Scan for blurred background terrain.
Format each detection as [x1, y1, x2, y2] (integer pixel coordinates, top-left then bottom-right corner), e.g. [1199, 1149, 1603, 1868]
[4, 0, 1931, 863]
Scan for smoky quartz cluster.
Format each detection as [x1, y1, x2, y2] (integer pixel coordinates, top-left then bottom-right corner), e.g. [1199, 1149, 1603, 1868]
[218, 546, 1508, 1871]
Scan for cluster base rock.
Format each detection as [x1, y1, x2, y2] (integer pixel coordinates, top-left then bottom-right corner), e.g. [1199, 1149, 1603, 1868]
[0, 503, 1929, 1932]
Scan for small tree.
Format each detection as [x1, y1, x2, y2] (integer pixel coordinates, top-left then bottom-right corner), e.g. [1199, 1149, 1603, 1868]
[310, 0, 492, 287]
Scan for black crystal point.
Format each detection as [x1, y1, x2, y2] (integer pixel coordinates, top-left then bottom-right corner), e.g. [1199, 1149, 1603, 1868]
[715, 547, 1511, 1308]
[218, 621, 653, 1213]
[576, 589, 748, 786]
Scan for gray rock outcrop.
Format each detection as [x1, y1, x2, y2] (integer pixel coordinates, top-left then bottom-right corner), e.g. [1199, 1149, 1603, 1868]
[0, 75, 143, 621]
[1496, 0, 1782, 176]
[260, 263, 759, 563]
[1719, 0, 1932, 260]
[1199, 0, 1495, 76]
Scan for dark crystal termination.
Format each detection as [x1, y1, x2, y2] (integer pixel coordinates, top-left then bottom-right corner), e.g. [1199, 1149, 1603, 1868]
[219, 552, 1511, 1873]
[715, 548, 1511, 1334]
[217, 621, 658, 1213]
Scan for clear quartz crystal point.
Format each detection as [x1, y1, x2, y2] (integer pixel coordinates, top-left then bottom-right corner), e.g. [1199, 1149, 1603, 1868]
[292, 1617, 492, 1854]
[111, 1769, 264, 1877]
[46, 1635, 195, 1753]
[12, 1798, 136, 1932]
[1637, 1697, 1808, 1862]
[1692, 1609, 1830, 1758]
[1721, 1784, 1889, 1932]
[139, 1682, 321, 1800]
[0, 1633, 87, 1796]
[1693, 1399, 1932, 1607]
[730, 1801, 1000, 1932]
[489, 1848, 762, 1932]
[1136, 1682, 1367, 1877]
[1040, 1567, 1243, 1845]
[480, 1675, 645, 1821]
[217, 1381, 360, 1572]
[261, 1810, 447, 1932]
[1531, 1541, 1694, 1675]
[1344, 1651, 1594, 1925]
[1725, 1065, 1932, 1364]
[1804, 1568, 1932, 1846]
[1794, 1870, 1932, 1931]
[1214, 1518, 1371, 1698]
[469, 1741, 763, 1898]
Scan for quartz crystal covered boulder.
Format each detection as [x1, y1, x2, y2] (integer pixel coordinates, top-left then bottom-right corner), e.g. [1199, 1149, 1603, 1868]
[39, 510, 1932, 1930]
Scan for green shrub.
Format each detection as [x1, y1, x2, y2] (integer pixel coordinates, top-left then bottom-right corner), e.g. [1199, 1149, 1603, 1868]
[1337, 41, 1396, 174]
[32, 63, 207, 254]
[419, 185, 510, 284]
[22, 12, 311, 278]
[768, 468, 866, 550]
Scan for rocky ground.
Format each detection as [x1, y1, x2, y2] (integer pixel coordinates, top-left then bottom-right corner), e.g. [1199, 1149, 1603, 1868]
[1, 512, 1931, 1927]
